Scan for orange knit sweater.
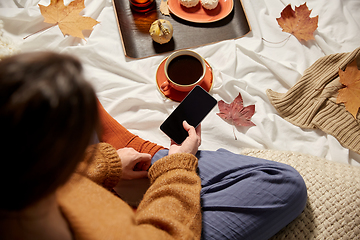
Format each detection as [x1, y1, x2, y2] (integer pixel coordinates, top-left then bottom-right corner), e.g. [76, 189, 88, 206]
[56, 143, 202, 240]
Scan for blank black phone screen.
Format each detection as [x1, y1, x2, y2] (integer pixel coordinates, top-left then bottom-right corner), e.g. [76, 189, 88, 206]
[160, 86, 217, 144]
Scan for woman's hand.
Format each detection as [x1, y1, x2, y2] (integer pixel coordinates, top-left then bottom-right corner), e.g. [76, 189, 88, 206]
[116, 148, 152, 180]
[168, 121, 201, 156]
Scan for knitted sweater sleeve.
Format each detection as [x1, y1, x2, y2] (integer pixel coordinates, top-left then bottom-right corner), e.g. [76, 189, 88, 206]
[76, 142, 122, 190]
[57, 152, 202, 240]
[267, 47, 360, 155]
[135, 153, 202, 240]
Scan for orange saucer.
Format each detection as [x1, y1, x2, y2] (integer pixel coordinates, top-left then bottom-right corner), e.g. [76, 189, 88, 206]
[156, 57, 213, 102]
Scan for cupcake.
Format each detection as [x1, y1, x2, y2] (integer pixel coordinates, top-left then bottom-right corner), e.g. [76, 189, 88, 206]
[179, 0, 199, 8]
[200, 0, 219, 10]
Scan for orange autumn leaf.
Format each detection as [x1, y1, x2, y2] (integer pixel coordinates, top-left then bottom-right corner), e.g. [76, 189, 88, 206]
[39, 0, 99, 40]
[336, 60, 360, 119]
[276, 3, 318, 41]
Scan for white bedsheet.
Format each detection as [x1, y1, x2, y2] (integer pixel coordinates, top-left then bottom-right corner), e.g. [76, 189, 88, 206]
[1, 0, 359, 165]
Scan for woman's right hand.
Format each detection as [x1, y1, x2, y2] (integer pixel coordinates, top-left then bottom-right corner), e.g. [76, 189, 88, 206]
[168, 121, 201, 156]
[116, 147, 151, 180]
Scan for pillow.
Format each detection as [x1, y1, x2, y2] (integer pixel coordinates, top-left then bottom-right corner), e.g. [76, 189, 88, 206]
[241, 148, 360, 239]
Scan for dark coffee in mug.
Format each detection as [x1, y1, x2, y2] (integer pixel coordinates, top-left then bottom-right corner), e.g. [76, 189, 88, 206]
[167, 55, 203, 85]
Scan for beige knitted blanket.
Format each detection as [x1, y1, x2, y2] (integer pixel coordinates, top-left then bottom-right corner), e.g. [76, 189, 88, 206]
[241, 148, 360, 239]
[267, 47, 360, 155]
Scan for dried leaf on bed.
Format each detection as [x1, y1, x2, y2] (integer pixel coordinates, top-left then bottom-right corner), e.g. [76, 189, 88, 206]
[217, 93, 256, 127]
[276, 3, 318, 41]
[336, 60, 360, 119]
[160, 0, 170, 16]
[38, 0, 99, 40]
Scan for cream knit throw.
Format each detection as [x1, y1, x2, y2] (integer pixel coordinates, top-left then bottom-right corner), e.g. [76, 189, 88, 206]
[241, 148, 360, 239]
[267, 47, 360, 155]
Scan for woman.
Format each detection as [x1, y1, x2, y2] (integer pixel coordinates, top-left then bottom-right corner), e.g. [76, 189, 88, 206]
[99, 100, 308, 240]
[0, 51, 307, 240]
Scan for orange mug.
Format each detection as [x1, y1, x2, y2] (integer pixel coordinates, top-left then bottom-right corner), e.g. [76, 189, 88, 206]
[161, 50, 206, 93]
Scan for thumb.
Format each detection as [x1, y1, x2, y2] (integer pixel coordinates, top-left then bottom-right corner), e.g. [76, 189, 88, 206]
[183, 120, 191, 130]
[183, 120, 196, 135]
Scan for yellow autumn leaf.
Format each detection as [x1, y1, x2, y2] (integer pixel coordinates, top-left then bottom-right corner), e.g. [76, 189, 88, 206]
[336, 60, 360, 119]
[39, 0, 99, 40]
[160, 0, 170, 16]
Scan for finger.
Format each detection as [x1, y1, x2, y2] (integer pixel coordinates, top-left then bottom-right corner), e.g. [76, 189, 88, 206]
[134, 160, 151, 171]
[141, 162, 151, 171]
[135, 153, 151, 168]
[195, 123, 201, 135]
[183, 120, 191, 130]
[134, 162, 144, 171]
[183, 121, 196, 136]
[138, 153, 152, 160]
[195, 124, 201, 145]
[170, 139, 179, 146]
[183, 121, 201, 147]
[130, 170, 148, 179]
[132, 153, 151, 165]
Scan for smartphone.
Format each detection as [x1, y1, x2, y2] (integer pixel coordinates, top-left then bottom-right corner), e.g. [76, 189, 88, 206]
[160, 85, 217, 144]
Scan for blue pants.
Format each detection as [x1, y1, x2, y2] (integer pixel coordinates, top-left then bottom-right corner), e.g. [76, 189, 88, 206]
[152, 149, 307, 240]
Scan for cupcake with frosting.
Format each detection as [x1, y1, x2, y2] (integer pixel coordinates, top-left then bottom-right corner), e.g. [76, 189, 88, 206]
[200, 0, 219, 10]
[179, 0, 199, 8]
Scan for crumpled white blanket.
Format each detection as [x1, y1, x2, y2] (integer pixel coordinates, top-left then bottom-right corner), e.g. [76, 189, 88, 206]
[1, 0, 359, 165]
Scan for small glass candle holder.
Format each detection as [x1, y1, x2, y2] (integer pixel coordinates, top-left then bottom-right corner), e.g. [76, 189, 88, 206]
[130, 0, 155, 13]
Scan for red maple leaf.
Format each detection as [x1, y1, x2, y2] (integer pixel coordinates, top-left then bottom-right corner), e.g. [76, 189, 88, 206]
[217, 93, 256, 127]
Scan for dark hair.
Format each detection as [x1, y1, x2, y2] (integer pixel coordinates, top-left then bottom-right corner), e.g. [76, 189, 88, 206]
[0, 52, 99, 210]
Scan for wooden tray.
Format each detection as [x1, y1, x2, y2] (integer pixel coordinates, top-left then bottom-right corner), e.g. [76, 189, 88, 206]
[112, 0, 250, 59]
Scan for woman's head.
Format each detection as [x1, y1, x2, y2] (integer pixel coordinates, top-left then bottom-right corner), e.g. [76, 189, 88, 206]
[0, 51, 99, 210]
